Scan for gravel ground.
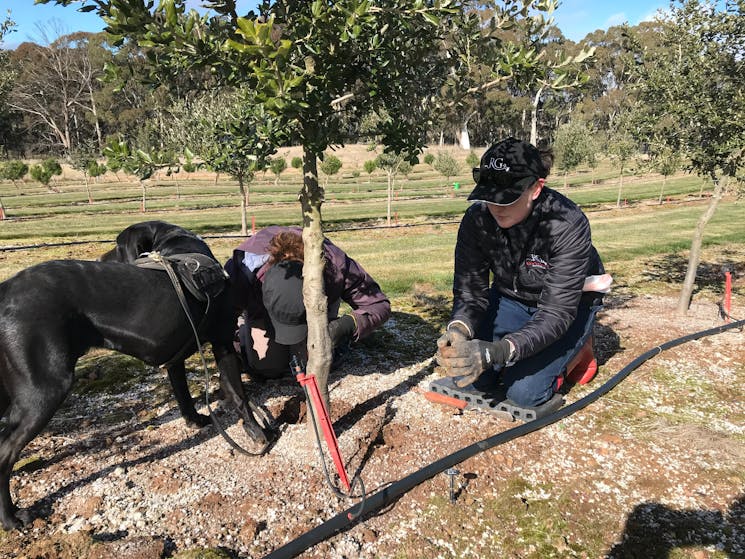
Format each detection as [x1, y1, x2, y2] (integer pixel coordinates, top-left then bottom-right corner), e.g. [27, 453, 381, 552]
[1, 294, 743, 558]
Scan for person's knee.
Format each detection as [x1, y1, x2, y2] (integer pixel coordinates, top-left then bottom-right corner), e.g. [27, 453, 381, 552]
[505, 376, 554, 408]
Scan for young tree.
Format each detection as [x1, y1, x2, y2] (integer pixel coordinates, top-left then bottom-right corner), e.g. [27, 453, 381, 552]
[0, 160, 28, 191]
[554, 121, 592, 189]
[200, 99, 279, 236]
[319, 154, 343, 188]
[48, 0, 537, 413]
[269, 156, 287, 187]
[30, 158, 63, 192]
[465, 150, 479, 169]
[375, 152, 410, 226]
[70, 149, 96, 203]
[103, 137, 156, 212]
[630, 0, 745, 314]
[433, 152, 461, 190]
[649, 143, 682, 205]
[290, 156, 303, 171]
[363, 159, 377, 183]
[608, 130, 636, 207]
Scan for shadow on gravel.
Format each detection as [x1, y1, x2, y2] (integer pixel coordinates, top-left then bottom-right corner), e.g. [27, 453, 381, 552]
[642, 253, 744, 296]
[607, 494, 745, 558]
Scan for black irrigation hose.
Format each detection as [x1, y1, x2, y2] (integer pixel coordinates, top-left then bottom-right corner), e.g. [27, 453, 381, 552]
[262, 318, 745, 559]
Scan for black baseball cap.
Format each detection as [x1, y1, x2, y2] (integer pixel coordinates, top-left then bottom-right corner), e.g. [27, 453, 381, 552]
[262, 260, 307, 345]
[468, 137, 548, 206]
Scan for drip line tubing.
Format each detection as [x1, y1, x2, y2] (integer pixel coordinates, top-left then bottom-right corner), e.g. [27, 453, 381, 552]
[262, 318, 744, 559]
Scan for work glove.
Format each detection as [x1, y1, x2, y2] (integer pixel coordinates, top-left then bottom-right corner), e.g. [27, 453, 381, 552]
[436, 322, 471, 351]
[437, 338, 512, 388]
[328, 314, 356, 349]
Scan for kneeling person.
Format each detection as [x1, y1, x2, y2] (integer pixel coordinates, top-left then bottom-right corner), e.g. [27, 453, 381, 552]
[436, 137, 608, 409]
[225, 226, 391, 379]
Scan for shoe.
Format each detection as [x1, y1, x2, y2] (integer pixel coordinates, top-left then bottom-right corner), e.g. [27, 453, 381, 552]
[565, 337, 598, 385]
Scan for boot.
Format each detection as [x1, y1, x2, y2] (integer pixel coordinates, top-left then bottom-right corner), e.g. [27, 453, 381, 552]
[565, 336, 598, 385]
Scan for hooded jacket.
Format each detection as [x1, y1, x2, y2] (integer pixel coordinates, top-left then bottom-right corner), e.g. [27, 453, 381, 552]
[451, 187, 604, 361]
[224, 226, 390, 340]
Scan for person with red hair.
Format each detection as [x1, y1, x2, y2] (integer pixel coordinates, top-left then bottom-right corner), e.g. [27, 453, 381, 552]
[225, 226, 391, 380]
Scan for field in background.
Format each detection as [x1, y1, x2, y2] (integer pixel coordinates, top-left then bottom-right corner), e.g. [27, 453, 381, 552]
[1, 144, 742, 305]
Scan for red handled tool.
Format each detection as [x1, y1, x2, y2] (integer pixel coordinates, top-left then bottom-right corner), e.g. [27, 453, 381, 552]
[291, 356, 351, 492]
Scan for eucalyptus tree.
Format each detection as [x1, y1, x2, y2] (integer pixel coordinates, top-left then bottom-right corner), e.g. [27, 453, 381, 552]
[630, 0, 745, 314]
[507, 8, 595, 145]
[8, 27, 108, 154]
[0, 15, 18, 153]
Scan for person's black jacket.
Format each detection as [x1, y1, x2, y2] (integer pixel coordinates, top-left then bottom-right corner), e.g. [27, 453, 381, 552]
[451, 187, 604, 361]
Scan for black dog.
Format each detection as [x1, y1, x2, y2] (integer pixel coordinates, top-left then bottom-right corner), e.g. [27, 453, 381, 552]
[0, 221, 269, 530]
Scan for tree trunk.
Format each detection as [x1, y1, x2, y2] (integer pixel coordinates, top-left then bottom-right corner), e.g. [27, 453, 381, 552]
[530, 86, 544, 146]
[563, 171, 568, 190]
[140, 179, 146, 212]
[386, 171, 393, 226]
[300, 147, 333, 419]
[616, 164, 624, 208]
[84, 173, 92, 204]
[459, 117, 471, 151]
[676, 177, 726, 314]
[239, 175, 248, 236]
[0, 197, 6, 220]
[659, 175, 667, 205]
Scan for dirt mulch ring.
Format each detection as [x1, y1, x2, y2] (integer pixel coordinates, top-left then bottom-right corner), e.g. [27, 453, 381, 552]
[1, 294, 743, 558]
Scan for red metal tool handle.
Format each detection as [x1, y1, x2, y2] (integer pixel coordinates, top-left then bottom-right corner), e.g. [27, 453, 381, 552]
[295, 370, 351, 492]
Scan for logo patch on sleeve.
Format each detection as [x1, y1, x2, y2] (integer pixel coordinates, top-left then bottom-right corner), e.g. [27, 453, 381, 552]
[525, 254, 550, 269]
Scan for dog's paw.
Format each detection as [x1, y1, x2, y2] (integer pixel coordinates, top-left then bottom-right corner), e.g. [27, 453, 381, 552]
[185, 414, 211, 429]
[1, 511, 25, 531]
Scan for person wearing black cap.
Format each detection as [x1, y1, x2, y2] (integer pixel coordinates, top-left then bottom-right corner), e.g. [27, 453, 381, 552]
[436, 137, 610, 409]
[225, 226, 391, 379]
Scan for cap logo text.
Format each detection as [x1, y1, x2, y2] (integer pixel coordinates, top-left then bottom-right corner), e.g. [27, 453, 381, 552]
[486, 157, 510, 172]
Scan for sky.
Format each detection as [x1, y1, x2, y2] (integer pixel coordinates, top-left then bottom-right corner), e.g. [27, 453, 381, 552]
[1, 0, 669, 49]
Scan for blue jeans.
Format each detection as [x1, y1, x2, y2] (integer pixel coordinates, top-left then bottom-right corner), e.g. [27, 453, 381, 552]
[476, 286, 601, 407]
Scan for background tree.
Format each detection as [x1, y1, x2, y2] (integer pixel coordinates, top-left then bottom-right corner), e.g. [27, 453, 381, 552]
[375, 152, 410, 226]
[630, 0, 745, 314]
[69, 148, 97, 203]
[554, 120, 592, 189]
[433, 152, 461, 190]
[363, 159, 377, 183]
[30, 158, 62, 191]
[290, 156, 303, 171]
[0, 160, 28, 190]
[649, 142, 682, 205]
[0, 15, 19, 154]
[607, 128, 636, 208]
[8, 26, 107, 154]
[103, 137, 157, 212]
[319, 154, 343, 188]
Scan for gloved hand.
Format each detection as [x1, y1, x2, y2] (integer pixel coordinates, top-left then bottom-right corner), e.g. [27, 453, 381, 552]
[328, 315, 356, 348]
[436, 322, 471, 351]
[437, 338, 512, 387]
